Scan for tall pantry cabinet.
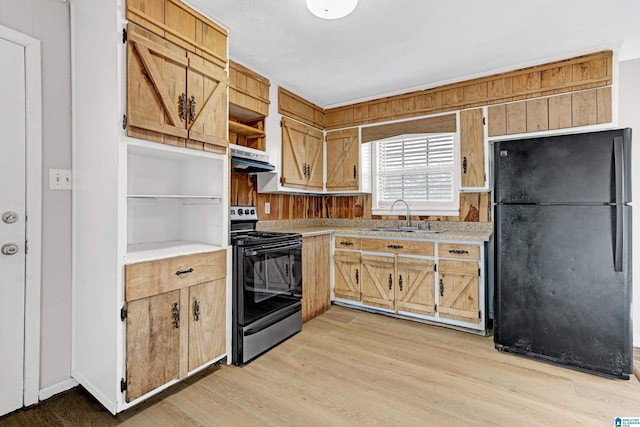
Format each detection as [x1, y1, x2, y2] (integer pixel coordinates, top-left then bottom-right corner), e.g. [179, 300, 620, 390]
[71, 0, 230, 414]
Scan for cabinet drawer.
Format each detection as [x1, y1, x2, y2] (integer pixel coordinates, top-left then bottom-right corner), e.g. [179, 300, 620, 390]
[334, 236, 361, 250]
[438, 243, 480, 260]
[361, 238, 434, 256]
[125, 250, 227, 302]
[439, 259, 480, 276]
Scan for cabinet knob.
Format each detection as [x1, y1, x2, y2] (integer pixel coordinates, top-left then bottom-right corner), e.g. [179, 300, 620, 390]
[172, 302, 180, 328]
[179, 93, 187, 120]
[193, 297, 200, 322]
[189, 95, 196, 122]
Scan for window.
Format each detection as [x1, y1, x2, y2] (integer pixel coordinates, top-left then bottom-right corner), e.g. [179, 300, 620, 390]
[371, 133, 459, 216]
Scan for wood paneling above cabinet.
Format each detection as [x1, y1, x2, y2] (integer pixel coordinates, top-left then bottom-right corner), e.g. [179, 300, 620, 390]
[360, 114, 456, 143]
[326, 51, 612, 130]
[126, 0, 228, 68]
[487, 87, 612, 137]
[229, 61, 270, 117]
[278, 87, 324, 129]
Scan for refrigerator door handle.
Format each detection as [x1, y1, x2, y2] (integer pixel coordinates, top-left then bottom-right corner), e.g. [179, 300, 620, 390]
[614, 204, 623, 272]
[614, 136, 624, 205]
[613, 136, 624, 272]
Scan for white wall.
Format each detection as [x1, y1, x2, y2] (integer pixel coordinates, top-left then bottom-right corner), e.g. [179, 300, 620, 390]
[619, 58, 640, 347]
[0, 0, 72, 390]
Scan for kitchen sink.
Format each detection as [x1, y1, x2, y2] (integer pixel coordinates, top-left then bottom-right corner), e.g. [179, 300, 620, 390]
[365, 227, 446, 234]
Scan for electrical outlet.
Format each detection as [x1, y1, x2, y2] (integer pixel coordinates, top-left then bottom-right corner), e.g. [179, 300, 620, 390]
[264, 202, 270, 214]
[49, 169, 72, 190]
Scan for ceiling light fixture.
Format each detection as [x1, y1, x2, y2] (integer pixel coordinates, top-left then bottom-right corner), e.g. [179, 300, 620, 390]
[306, 0, 358, 20]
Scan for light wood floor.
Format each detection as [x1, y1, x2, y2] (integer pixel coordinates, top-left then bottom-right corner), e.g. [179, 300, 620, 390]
[2, 306, 639, 426]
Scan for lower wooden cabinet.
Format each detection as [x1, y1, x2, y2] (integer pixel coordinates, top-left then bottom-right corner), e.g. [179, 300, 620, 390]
[395, 257, 436, 317]
[332, 235, 486, 332]
[124, 250, 226, 402]
[438, 260, 480, 324]
[361, 254, 395, 310]
[126, 290, 181, 402]
[302, 235, 331, 322]
[333, 250, 361, 301]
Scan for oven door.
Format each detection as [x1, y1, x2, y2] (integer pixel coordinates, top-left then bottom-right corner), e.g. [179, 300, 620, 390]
[239, 240, 302, 326]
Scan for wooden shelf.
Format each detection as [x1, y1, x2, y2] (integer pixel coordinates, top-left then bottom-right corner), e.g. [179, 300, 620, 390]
[228, 120, 265, 138]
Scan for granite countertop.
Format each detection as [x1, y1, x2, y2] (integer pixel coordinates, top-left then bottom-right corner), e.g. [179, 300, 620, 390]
[257, 219, 492, 242]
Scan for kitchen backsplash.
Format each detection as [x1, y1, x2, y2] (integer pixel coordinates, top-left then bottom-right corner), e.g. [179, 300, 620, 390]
[231, 173, 491, 222]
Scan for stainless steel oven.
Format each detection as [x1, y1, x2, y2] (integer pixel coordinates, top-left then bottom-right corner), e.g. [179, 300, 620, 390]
[231, 206, 303, 365]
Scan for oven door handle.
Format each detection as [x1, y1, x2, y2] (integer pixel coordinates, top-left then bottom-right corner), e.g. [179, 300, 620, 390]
[243, 241, 302, 256]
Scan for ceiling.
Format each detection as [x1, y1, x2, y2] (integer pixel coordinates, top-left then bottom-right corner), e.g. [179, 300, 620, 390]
[186, 0, 640, 108]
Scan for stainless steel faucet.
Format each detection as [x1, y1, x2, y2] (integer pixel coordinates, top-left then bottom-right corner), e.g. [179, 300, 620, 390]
[390, 199, 411, 228]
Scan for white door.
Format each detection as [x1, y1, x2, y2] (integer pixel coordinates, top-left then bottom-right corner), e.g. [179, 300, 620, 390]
[0, 36, 27, 417]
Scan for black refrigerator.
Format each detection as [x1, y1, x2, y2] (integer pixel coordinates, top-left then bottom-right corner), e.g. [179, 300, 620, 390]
[494, 128, 633, 379]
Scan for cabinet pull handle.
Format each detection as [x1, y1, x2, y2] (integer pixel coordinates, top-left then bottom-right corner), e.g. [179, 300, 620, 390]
[439, 279, 444, 297]
[355, 269, 359, 284]
[172, 302, 180, 328]
[307, 164, 311, 178]
[353, 165, 357, 179]
[303, 162, 307, 178]
[189, 95, 196, 122]
[340, 241, 354, 246]
[179, 93, 187, 120]
[285, 263, 289, 277]
[399, 275, 403, 291]
[463, 156, 468, 174]
[193, 297, 200, 322]
[175, 268, 194, 276]
[387, 244, 403, 250]
[388, 274, 393, 290]
[449, 249, 469, 255]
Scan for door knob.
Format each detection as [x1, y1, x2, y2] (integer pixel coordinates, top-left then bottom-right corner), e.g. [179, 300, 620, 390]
[2, 211, 18, 224]
[1, 243, 19, 255]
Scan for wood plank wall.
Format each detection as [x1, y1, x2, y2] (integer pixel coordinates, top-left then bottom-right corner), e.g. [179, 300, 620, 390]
[325, 50, 612, 130]
[230, 172, 490, 222]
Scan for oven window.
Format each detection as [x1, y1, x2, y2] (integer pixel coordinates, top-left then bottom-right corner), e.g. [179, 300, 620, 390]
[241, 246, 302, 324]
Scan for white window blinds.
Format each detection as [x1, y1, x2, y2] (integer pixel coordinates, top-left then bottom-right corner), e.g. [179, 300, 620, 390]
[372, 133, 459, 215]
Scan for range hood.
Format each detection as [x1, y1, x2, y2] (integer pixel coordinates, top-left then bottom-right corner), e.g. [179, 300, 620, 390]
[230, 145, 276, 173]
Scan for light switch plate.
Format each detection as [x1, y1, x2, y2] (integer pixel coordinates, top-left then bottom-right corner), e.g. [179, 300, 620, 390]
[49, 169, 72, 190]
[264, 202, 270, 214]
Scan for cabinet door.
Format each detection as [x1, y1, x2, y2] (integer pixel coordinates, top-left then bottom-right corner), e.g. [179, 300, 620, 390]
[361, 254, 395, 310]
[305, 125, 324, 190]
[186, 53, 228, 153]
[438, 260, 480, 324]
[126, 290, 181, 402]
[333, 250, 361, 301]
[188, 278, 226, 371]
[326, 128, 359, 191]
[127, 24, 189, 145]
[302, 235, 331, 322]
[281, 117, 308, 189]
[459, 108, 485, 188]
[396, 257, 436, 317]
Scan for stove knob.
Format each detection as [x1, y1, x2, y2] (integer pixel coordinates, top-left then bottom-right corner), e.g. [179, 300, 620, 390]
[250, 209, 255, 215]
[230, 209, 235, 215]
[237, 209, 244, 216]
[244, 209, 250, 215]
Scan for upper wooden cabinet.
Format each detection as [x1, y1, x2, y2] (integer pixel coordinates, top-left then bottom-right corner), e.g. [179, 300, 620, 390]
[326, 128, 360, 192]
[459, 108, 486, 189]
[278, 88, 324, 129]
[281, 117, 324, 190]
[126, 0, 228, 68]
[126, 24, 228, 153]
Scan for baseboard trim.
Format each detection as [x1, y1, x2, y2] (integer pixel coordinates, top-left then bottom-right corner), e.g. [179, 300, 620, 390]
[39, 378, 79, 401]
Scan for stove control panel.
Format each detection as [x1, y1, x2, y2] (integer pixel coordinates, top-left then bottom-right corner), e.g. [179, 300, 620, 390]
[230, 206, 258, 221]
